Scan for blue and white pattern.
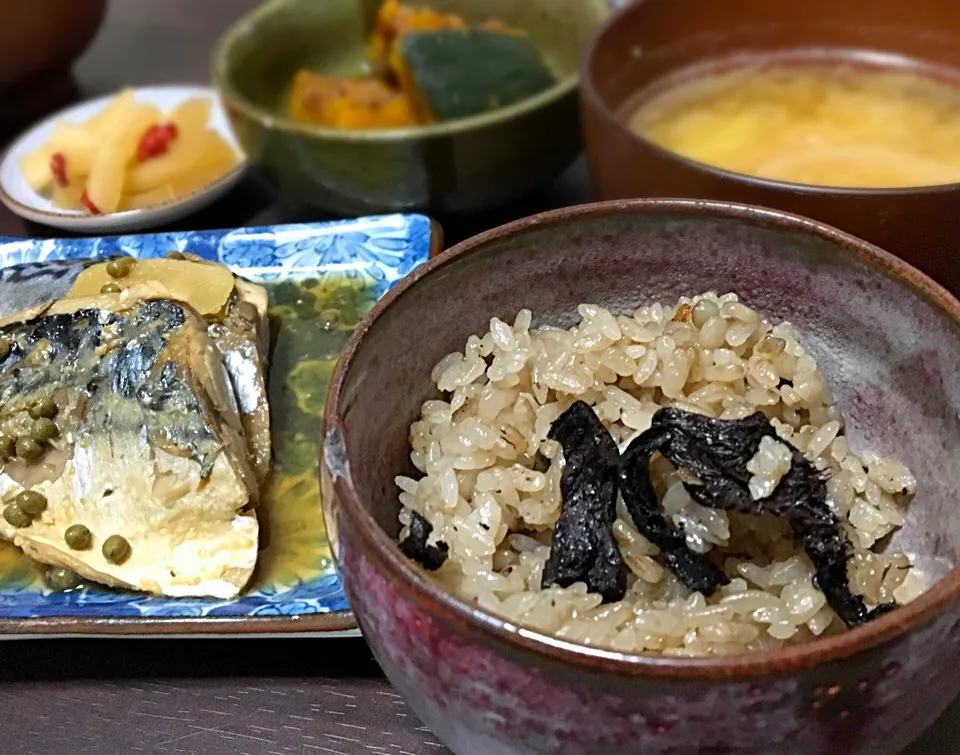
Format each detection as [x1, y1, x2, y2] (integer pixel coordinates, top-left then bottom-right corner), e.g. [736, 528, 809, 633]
[0, 573, 350, 619]
[0, 213, 432, 298]
[0, 214, 433, 622]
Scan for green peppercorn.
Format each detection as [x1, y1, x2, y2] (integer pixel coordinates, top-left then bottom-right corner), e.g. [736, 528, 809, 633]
[46, 567, 80, 592]
[320, 309, 341, 326]
[0, 435, 14, 460]
[0, 339, 10, 361]
[15, 437, 43, 461]
[2, 503, 31, 528]
[15, 490, 47, 516]
[64, 524, 92, 550]
[30, 418, 58, 442]
[106, 256, 135, 278]
[102, 534, 131, 564]
[29, 397, 58, 420]
[166, 251, 185, 260]
[100, 282, 122, 294]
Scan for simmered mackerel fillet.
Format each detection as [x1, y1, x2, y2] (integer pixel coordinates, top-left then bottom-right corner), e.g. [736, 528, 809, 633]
[0, 295, 259, 598]
[210, 278, 272, 483]
[62, 256, 273, 484]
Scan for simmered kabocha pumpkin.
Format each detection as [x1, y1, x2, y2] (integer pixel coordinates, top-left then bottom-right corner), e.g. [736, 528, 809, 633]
[367, 0, 466, 79]
[287, 71, 420, 129]
[288, 1, 555, 129]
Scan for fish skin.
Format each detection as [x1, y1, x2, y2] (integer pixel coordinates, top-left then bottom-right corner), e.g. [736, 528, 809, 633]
[0, 258, 273, 484]
[209, 279, 272, 483]
[181, 256, 272, 481]
[0, 295, 259, 598]
[0, 259, 85, 318]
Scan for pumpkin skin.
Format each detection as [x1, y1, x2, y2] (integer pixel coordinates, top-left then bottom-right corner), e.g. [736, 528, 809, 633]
[393, 29, 556, 122]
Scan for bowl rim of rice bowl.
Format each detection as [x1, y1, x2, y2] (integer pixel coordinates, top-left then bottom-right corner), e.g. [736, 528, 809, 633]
[580, 4, 960, 197]
[324, 198, 960, 678]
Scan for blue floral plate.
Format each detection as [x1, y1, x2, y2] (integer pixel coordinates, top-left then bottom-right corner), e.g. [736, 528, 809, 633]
[0, 213, 439, 637]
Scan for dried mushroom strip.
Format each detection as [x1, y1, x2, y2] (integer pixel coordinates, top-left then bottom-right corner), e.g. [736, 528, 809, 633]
[400, 510, 449, 571]
[618, 424, 730, 595]
[542, 401, 628, 603]
[625, 407, 893, 628]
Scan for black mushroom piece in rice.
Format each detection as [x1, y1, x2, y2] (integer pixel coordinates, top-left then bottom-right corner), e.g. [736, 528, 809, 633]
[619, 407, 896, 628]
[541, 400, 627, 603]
[394, 295, 925, 655]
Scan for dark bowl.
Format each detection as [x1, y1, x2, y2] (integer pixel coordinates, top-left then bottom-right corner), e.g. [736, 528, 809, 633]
[0, 0, 106, 91]
[0, 0, 107, 129]
[322, 199, 960, 755]
[580, 0, 960, 298]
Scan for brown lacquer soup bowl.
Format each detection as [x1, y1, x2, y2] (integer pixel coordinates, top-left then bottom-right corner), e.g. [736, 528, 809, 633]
[580, 0, 960, 298]
[321, 199, 960, 755]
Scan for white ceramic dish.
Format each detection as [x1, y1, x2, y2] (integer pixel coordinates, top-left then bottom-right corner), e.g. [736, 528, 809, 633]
[0, 85, 248, 234]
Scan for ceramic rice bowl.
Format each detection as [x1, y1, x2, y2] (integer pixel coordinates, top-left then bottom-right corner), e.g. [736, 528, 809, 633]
[321, 199, 960, 755]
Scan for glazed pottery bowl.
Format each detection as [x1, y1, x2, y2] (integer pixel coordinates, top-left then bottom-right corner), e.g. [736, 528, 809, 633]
[580, 0, 960, 298]
[212, 0, 611, 217]
[322, 199, 960, 755]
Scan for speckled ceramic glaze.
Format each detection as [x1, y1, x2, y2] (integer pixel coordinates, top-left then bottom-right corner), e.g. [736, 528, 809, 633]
[212, 0, 610, 216]
[322, 200, 960, 755]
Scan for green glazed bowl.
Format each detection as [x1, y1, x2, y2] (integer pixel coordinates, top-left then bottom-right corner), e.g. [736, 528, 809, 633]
[211, 0, 611, 216]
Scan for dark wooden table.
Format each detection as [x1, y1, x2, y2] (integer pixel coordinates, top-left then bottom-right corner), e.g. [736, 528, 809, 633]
[0, 3, 958, 754]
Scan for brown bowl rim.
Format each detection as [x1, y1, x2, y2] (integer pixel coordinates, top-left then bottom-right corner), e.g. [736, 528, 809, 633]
[578, 1, 960, 197]
[324, 198, 960, 679]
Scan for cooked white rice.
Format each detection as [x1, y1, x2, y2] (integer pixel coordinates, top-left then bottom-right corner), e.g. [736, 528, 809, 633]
[396, 293, 943, 656]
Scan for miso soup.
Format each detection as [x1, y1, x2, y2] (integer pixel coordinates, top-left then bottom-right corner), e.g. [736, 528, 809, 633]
[628, 58, 960, 189]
